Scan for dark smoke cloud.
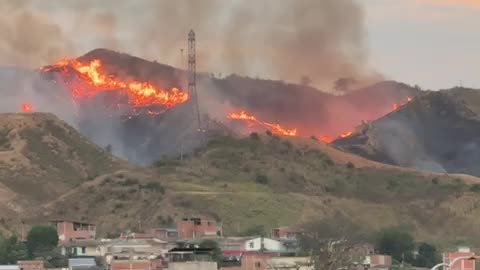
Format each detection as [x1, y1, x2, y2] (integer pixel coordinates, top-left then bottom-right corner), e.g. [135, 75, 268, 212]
[0, 0, 378, 89]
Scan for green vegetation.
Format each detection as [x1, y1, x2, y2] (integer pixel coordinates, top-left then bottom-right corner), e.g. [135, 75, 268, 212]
[0, 226, 64, 267]
[0, 128, 11, 151]
[26, 225, 59, 256]
[374, 227, 440, 267]
[375, 227, 415, 263]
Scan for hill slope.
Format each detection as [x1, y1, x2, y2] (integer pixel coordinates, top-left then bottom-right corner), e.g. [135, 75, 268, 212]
[33, 125, 480, 245]
[0, 113, 127, 231]
[334, 88, 480, 176]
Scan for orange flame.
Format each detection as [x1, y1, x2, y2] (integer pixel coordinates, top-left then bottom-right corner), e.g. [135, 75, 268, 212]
[21, 103, 34, 113]
[43, 59, 189, 108]
[339, 131, 353, 138]
[393, 96, 413, 111]
[228, 110, 297, 137]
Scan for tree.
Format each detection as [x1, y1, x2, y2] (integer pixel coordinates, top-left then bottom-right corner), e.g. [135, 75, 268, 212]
[375, 227, 414, 263]
[299, 215, 369, 270]
[0, 234, 28, 264]
[415, 243, 440, 268]
[26, 226, 58, 256]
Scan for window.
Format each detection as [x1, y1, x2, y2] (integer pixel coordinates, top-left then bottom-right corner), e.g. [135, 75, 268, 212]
[249, 241, 254, 248]
[255, 262, 261, 268]
[81, 247, 86, 254]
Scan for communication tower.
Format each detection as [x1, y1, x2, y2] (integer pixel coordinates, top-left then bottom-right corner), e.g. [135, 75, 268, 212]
[188, 30, 202, 131]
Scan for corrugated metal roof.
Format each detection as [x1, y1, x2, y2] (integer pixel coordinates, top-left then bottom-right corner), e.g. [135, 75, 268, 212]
[68, 258, 96, 267]
[0, 266, 20, 270]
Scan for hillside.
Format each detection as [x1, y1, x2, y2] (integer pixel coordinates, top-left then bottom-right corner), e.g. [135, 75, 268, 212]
[334, 87, 480, 176]
[15, 118, 480, 245]
[0, 113, 127, 232]
[34, 48, 419, 164]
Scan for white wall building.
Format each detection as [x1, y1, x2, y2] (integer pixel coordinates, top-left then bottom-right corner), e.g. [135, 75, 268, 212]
[244, 237, 286, 253]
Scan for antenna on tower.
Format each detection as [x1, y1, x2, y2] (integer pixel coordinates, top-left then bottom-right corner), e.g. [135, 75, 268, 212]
[188, 29, 202, 132]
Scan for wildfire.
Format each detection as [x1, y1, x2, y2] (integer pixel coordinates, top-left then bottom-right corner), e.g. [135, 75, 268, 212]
[339, 131, 353, 138]
[228, 110, 297, 137]
[42, 58, 189, 109]
[393, 96, 413, 111]
[21, 103, 34, 113]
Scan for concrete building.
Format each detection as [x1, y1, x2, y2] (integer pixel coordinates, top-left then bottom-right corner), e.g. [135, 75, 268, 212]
[244, 237, 286, 253]
[60, 240, 101, 257]
[52, 220, 96, 242]
[443, 247, 475, 270]
[147, 228, 179, 242]
[167, 247, 217, 270]
[177, 217, 222, 239]
[269, 257, 313, 270]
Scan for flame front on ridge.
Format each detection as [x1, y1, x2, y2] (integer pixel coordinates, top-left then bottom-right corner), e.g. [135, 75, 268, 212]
[42, 59, 190, 109]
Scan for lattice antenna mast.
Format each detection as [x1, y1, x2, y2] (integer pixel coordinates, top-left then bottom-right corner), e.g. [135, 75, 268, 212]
[188, 29, 201, 131]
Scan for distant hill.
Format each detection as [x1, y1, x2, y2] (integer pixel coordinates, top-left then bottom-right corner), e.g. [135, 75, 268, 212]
[333, 87, 480, 176]
[0, 114, 476, 245]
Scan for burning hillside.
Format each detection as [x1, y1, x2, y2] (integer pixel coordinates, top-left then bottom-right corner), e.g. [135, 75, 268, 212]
[10, 48, 419, 164]
[40, 58, 189, 115]
[334, 88, 480, 176]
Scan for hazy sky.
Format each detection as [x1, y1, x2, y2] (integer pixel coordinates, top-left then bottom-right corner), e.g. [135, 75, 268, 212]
[0, 0, 478, 90]
[364, 0, 479, 90]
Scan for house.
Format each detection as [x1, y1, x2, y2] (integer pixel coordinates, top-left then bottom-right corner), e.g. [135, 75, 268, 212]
[52, 220, 96, 242]
[244, 237, 297, 254]
[237, 253, 273, 270]
[177, 217, 222, 239]
[443, 247, 476, 270]
[17, 260, 45, 270]
[358, 255, 392, 270]
[60, 240, 101, 257]
[68, 257, 98, 270]
[147, 228, 179, 242]
[105, 239, 168, 256]
[271, 227, 299, 240]
[110, 258, 164, 270]
[167, 247, 217, 270]
[269, 257, 313, 270]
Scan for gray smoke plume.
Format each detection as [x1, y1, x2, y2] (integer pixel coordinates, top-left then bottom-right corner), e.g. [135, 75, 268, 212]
[0, 0, 377, 89]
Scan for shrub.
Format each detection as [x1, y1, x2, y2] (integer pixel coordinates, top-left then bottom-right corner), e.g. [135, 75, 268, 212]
[346, 162, 355, 169]
[122, 178, 139, 186]
[142, 181, 165, 194]
[266, 130, 272, 136]
[470, 184, 480, 192]
[250, 132, 260, 140]
[255, 174, 269, 185]
[310, 135, 318, 141]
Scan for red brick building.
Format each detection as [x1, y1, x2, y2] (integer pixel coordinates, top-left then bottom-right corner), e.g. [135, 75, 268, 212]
[52, 220, 96, 242]
[110, 259, 163, 270]
[444, 249, 476, 270]
[177, 217, 222, 239]
[18, 260, 45, 270]
[220, 253, 274, 270]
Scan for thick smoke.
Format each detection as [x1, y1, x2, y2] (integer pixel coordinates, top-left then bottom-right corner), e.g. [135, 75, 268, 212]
[0, 0, 376, 89]
[0, 0, 385, 165]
